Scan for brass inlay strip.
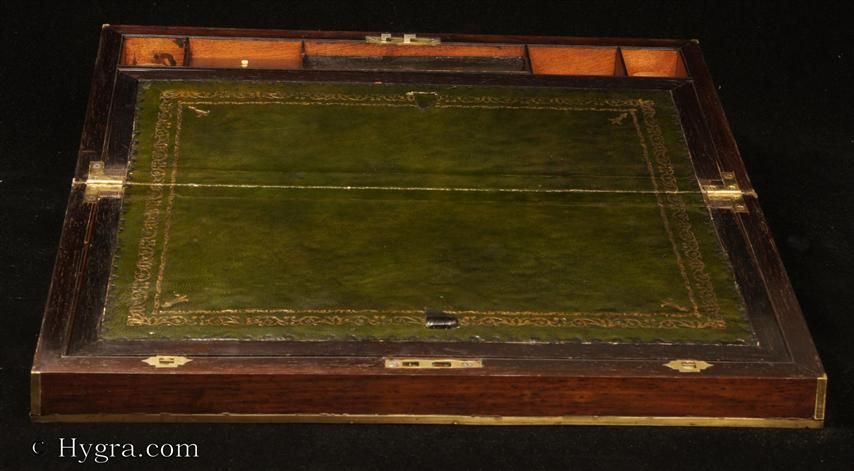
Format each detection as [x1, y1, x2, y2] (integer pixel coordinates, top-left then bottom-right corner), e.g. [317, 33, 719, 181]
[30, 413, 823, 428]
[814, 373, 828, 420]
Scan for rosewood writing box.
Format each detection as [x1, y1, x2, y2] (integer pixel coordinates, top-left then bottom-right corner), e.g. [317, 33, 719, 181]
[31, 25, 826, 427]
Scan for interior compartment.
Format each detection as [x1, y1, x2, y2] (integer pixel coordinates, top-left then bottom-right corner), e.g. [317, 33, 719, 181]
[621, 48, 687, 77]
[528, 46, 625, 76]
[187, 38, 302, 69]
[121, 36, 187, 66]
[303, 41, 527, 72]
[118, 36, 690, 78]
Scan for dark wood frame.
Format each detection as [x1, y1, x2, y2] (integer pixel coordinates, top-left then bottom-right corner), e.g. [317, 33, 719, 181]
[31, 25, 825, 426]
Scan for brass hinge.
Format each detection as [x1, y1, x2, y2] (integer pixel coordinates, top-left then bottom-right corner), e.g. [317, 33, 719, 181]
[700, 171, 755, 213]
[385, 358, 482, 369]
[663, 359, 713, 373]
[142, 355, 192, 368]
[365, 33, 441, 45]
[76, 161, 126, 202]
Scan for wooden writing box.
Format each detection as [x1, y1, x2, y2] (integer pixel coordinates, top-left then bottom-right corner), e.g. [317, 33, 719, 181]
[31, 25, 826, 427]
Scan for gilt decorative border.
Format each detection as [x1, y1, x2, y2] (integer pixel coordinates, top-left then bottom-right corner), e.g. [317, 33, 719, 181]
[120, 87, 724, 330]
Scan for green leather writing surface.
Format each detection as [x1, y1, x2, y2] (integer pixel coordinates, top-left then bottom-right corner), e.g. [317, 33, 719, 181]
[100, 80, 752, 343]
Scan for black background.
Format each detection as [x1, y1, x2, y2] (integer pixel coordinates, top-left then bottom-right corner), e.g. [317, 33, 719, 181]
[2, 1, 853, 469]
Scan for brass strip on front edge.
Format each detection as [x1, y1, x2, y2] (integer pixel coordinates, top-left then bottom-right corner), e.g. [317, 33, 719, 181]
[30, 413, 823, 428]
[814, 374, 828, 420]
[30, 371, 41, 417]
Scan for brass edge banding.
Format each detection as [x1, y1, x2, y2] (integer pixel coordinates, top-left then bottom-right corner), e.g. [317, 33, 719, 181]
[814, 373, 828, 420]
[30, 371, 41, 417]
[30, 413, 823, 428]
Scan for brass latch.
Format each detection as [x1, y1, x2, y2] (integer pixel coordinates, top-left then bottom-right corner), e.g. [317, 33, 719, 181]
[142, 355, 192, 368]
[700, 171, 755, 213]
[385, 358, 482, 369]
[77, 161, 126, 202]
[365, 33, 441, 45]
[663, 359, 713, 373]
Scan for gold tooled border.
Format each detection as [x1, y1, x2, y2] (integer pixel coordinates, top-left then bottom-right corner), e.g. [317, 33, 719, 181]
[30, 413, 822, 428]
[120, 88, 729, 332]
[814, 373, 828, 420]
